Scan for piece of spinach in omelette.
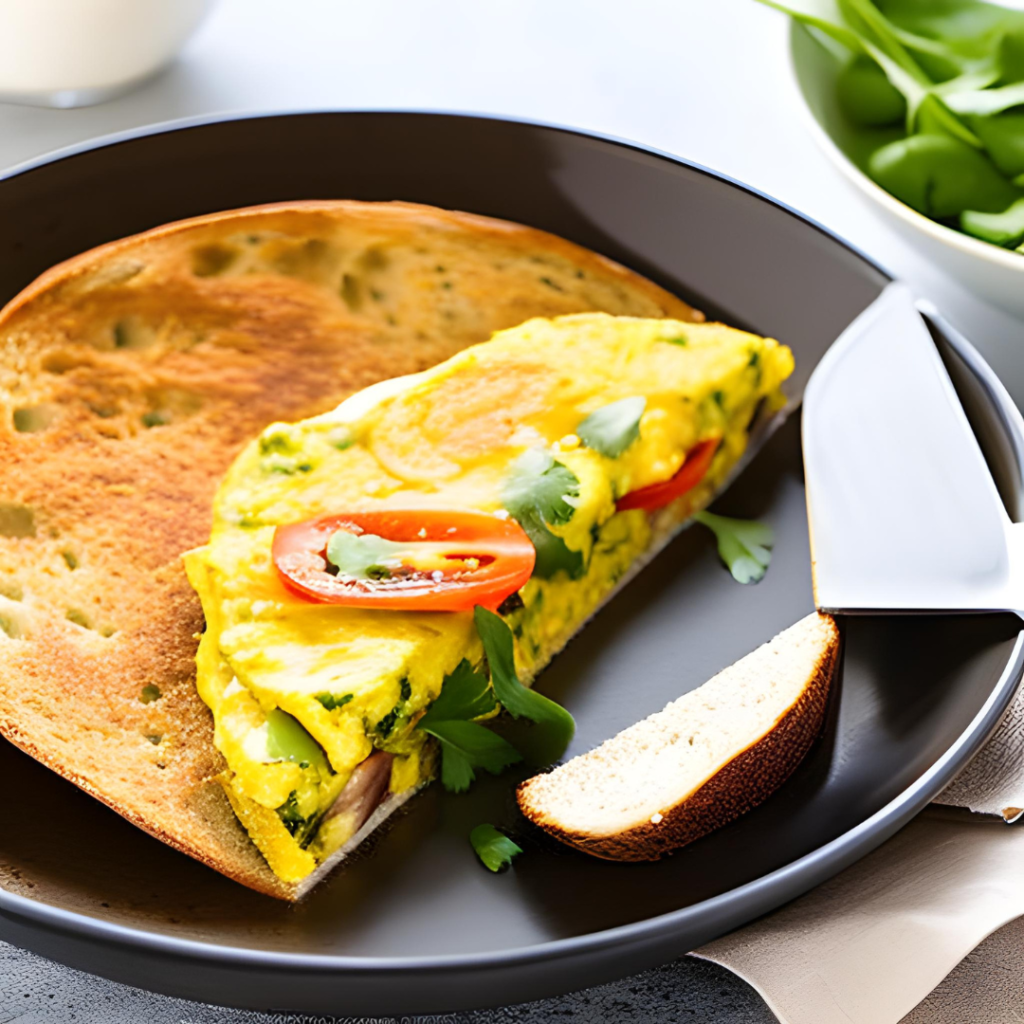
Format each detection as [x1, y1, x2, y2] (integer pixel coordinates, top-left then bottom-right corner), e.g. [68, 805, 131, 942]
[183, 312, 794, 883]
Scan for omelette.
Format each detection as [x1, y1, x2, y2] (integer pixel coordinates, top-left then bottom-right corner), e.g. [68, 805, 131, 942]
[184, 312, 794, 889]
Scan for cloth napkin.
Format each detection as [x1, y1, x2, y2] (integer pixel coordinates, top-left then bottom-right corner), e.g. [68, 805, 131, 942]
[694, 684, 1024, 1024]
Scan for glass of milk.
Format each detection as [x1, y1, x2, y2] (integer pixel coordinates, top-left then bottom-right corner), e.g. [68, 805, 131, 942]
[0, 0, 217, 108]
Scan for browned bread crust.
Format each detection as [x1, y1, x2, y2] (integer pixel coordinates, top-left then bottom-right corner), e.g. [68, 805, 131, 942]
[0, 200, 697, 899]
[517, 614, 839, 861]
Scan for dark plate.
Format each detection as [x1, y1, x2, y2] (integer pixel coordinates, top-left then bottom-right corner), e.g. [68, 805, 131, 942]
[1, 112, 1021, 1016]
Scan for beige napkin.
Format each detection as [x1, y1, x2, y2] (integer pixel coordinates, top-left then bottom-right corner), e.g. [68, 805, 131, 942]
[694, 684, 1024, 1024]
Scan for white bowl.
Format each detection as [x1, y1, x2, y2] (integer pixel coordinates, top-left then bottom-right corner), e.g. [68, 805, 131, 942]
[788, 21, 1024, 319]
[0, 0, 217, 108]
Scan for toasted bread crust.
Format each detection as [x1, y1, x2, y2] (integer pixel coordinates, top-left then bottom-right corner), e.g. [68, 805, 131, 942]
[517, 615, 839, 860]
[0, 200, 696, 900]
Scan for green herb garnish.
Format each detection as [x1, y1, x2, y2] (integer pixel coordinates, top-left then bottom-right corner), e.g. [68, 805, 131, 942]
[140, 684, 161, 704]
[416, 660, 521, 793]
[420, 660, 496, 722]
[502, 448, 584, 579]
[277, 791, 322, 847]
[326, 531, 408, 581]
[422, 720, 522, 792]
[474, 607, 575, 762]
[278, 791, 305, 830]
[577, 396, 646, 458]
[470, 824, 523, 872]
[503, 448, 578, 525]
[414, 616, 576, 793]
[375, 704, 403, 738]
[315, 692, 353, 712]
[694, 512, 775, 584]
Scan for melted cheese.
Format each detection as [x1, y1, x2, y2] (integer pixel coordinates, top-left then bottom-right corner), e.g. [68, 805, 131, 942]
[184, 313, 794, 881]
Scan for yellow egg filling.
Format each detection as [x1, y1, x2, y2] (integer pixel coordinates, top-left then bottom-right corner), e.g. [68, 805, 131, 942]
[184, 313, 794, 883]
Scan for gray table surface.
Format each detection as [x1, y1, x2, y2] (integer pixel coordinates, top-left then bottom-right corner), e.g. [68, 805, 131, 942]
[0, 941, 773, 1023]
[1, 1, 1022, 1020]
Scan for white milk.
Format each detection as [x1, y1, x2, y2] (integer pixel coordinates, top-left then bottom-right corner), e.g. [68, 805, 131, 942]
[0, 0, 216, 107]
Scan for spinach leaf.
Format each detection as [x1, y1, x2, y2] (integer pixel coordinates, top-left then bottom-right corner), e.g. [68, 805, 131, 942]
[757, 0, 1024, 251]
[470, 824, 523, 872]
[694, 512, 775, 585]
[962, 196, 1024, 245]
[970, 112, 1024, 179]
[869, 133, 1018, 216]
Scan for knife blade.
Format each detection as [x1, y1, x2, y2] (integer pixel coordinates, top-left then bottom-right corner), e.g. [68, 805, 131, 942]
[802, 283, 1024, 617]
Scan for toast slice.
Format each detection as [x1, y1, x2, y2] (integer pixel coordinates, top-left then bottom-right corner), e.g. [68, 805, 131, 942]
[517, 613, 839, 860]
[0, 200, 698, 900]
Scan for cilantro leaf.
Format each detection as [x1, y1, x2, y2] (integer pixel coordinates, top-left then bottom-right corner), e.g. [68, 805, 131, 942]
[416, 661, 515, 792]
[514, 507, 585, 579]
[577, 396, 646, 458]
[503, 448, 579, 525]
[502, 449, 585, 579]
[474, 606, 575, 762]
[419, 719, 522, 793]
[315, 692, 353, 712]
[326, 531, 409, 580]
[470, 823, 523, 872]
[694, 511, 774, 584]
[419, 660, 495, 725]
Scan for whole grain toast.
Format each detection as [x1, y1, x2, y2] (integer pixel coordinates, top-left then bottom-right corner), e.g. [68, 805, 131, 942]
[0, 200, 698, 899]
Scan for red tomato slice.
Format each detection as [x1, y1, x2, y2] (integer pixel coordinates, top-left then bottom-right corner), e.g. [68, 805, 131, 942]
[615, 438, 721, 512]
[272, 509, 535, 611]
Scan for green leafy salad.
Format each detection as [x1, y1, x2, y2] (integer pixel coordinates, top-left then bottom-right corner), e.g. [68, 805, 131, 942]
[762, 0, 1024, 251]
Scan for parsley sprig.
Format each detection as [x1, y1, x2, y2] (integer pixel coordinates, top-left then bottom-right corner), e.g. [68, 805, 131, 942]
[416, 660, 521, 793]
[470, 824, 523, 872]
[694, 512, 775, 584]
[415, 609, 576, 793]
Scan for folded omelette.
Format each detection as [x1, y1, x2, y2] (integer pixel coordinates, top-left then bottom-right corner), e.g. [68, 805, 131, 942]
[183, 313, 794, 893]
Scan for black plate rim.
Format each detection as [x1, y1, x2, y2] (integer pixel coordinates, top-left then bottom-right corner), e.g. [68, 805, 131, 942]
[0, 107, 895, 284]
[1, 109, 1021, 978]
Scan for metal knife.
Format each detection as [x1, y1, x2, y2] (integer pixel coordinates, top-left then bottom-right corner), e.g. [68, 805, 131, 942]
[802, 283, 1024, 618]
